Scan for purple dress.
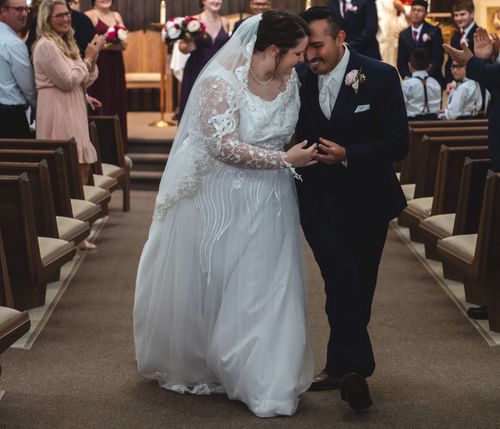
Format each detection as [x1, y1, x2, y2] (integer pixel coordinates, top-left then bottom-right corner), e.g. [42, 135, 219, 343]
[178, 25, 229, 119]
[87, 19, 128, 152]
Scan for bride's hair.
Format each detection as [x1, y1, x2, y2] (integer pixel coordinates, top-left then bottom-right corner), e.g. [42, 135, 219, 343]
[254, 10, 310, 68]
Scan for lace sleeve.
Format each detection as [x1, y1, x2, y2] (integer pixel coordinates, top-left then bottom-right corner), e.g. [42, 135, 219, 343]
[198, 76, 288, 169]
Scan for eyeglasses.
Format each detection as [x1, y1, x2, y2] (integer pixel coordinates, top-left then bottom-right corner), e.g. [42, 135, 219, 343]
[3, 6, 32, 14]
[52, 11, 71, 19]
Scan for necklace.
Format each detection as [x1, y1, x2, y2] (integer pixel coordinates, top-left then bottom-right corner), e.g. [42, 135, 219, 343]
[249, 66, 273, 86]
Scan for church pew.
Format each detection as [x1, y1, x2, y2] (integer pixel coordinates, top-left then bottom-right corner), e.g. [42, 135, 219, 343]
[0, 227, 31, 371]
[398, 136, 488, 239]
[400, 126, 488, 187]
[0, 174, 75, 309]
[88, 115, 131, 212]
[408, 119, 488, 128]
[0, 149, 102, 225]
[0, 139, 112, 216]
[0, 161, 90, 247]
[417, 148, 489, 261]
[437, 171, 500, 332]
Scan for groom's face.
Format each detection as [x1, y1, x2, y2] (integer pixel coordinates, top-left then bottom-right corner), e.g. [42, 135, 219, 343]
[305, 19, 345, 75]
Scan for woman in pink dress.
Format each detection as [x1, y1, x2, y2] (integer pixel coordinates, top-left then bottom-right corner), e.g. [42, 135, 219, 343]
[85, 0, 128, 152]
[33, 0, 105, 186]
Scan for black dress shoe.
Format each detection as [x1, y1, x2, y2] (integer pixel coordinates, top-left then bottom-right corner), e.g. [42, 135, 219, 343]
[308, 369, 341, 391]
[467, 306, 488, 320]
[340, 373, 373, 411]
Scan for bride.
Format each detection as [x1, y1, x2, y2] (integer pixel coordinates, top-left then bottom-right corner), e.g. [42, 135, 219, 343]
[134, 11, 317, 418]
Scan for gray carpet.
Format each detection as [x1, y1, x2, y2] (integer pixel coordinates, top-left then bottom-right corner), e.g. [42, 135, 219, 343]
[1, 190, 500, 428]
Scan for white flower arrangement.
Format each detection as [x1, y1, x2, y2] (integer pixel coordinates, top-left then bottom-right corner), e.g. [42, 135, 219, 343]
[422, 33, 431, 42]
[105, 24, 128, 44]
[162, 16, 206, 44]
[345, 0, 358, 13]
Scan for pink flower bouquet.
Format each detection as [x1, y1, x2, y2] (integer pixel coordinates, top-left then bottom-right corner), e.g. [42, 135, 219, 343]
[106, 24, 128, 44]
[162, 16, 206, 44]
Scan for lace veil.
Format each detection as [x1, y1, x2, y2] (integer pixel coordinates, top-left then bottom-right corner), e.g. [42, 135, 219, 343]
[154, 14, 266, 220]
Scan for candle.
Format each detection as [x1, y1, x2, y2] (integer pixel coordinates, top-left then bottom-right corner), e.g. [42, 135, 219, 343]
[160, 0, 166, 25]
[305, 0, 312, 10]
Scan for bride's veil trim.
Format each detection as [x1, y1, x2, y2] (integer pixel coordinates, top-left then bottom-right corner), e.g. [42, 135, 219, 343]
[153, 15, 263, 221]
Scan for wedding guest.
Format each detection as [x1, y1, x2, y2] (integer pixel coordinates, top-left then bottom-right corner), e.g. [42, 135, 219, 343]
[444, 0, 477, 88]
[439, 60, 481, 119]
[33, 0, 105, 186]
[233, 0, 272, 33]
[0, 0, 36, 138]
[326, 0, 381, 60]
[178, 0, 229, 120]
[401, 48, 441, 119]
[397, 0, 443, 85]
[85, 0, 128, 151]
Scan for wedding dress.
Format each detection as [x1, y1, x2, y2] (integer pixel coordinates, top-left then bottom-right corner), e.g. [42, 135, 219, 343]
[134, 15, 313, 418]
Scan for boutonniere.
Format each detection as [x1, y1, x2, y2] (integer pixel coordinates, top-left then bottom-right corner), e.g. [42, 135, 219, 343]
[345, 68, 366, 94]
[345, 0, 358, 13]
[422, 33, 431, 42]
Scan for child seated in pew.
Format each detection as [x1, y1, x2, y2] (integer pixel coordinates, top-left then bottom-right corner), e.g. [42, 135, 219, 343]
[401, 49, 442, 120]
[439, 61, 482, 120]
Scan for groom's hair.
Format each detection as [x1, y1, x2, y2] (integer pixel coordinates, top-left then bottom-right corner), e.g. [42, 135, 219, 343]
[299, 7, 343, 39]
[410, 48, 431, 71]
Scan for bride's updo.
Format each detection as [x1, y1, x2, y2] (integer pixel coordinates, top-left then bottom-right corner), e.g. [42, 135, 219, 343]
[254, 10, 310, 63]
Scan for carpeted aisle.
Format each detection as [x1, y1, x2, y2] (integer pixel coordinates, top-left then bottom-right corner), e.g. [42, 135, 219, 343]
[1, 190, 499, 428]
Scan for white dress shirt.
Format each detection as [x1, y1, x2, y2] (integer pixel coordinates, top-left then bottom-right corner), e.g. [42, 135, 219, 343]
[0, 21, 36, 108]
[401, 70, 442, 117]
[459, 21, 476, 46]
[318, 45, 350, 120]
[411, 24, 423, 42]
[440, 78, 482, 120]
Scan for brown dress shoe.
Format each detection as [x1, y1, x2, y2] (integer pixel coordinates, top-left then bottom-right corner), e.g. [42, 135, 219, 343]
[308, 369, 341, 391]
[340, 373, 373, 411]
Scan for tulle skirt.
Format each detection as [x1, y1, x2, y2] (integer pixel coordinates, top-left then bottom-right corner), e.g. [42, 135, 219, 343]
[134, 165, 313, 417]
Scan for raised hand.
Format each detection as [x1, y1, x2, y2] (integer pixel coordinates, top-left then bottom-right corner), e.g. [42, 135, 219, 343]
[443, 40, 473, 66]
[473, 27, 494, 60]
[314, 137, 347, 164]
[285, 141, 318, 167]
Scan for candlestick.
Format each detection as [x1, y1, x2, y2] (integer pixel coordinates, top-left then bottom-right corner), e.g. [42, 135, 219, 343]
[160, 0, 166, 25]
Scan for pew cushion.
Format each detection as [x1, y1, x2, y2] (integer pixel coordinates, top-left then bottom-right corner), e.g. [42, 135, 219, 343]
[83, 185, 110, 205]
[405, 197, 433, 218]
[102, 163, 123, 178]
[401, 184, 416, 201]
[93, 174, 118, 190]
[0, 308, 30, 353]
[38, 236, 74, 267]
[420, 213, 456, 238]
[56, 216, 89, 242]
[70, 199, 100, 221]
[437, 234, 477, 265]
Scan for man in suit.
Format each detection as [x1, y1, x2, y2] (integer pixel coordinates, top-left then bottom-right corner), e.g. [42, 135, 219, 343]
[444, 0, 478, 89]
[297, 7, 409, 411]
[233, 0, 272, 33]
[326, 0, 381, 60]
[397, 0, 443, 85]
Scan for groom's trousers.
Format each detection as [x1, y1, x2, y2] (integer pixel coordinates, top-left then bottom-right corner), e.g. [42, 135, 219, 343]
[300, 195, 389, 378]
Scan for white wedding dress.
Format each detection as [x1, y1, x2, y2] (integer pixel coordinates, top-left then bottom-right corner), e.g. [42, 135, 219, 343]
[134, 15, 313, 418]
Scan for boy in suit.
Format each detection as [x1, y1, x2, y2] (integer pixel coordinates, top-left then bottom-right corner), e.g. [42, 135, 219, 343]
[397, 0, 444, 86]
[402, 48, 442, 119]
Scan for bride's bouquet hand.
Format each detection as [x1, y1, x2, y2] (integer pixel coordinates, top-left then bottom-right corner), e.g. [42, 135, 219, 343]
[285, 141, 318, 168]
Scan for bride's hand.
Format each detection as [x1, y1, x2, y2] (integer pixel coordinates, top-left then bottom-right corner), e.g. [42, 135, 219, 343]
[285, 141, 318, 168]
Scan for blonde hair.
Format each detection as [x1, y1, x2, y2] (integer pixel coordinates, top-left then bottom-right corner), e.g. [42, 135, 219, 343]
[35, 0, 80, 59]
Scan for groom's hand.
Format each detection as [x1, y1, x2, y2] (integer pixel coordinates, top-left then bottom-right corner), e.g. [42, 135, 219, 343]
[314, 137, 347, 164]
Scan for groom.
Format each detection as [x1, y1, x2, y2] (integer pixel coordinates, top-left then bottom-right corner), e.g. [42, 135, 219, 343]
[296, 7, 408, 410]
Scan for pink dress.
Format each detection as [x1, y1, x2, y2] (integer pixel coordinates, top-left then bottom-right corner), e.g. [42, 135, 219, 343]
[33, 37, 98, 164]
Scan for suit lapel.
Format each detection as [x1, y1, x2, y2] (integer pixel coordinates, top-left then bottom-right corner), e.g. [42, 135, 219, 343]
[330, 47, 362, 121]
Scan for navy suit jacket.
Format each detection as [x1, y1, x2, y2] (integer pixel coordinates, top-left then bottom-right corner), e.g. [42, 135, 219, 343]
[295, 48, 408, 223]
[327, 0, 381, 60]
[467, 57, 500, 171]
[444, 24, 477, 84]
[397, 22, 444, 85]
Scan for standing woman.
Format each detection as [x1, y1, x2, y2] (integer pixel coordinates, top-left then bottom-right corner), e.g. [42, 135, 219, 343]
[178, 0, 229, 120]
[85, 0, 128, 151]
[33, 0, 105, 186]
